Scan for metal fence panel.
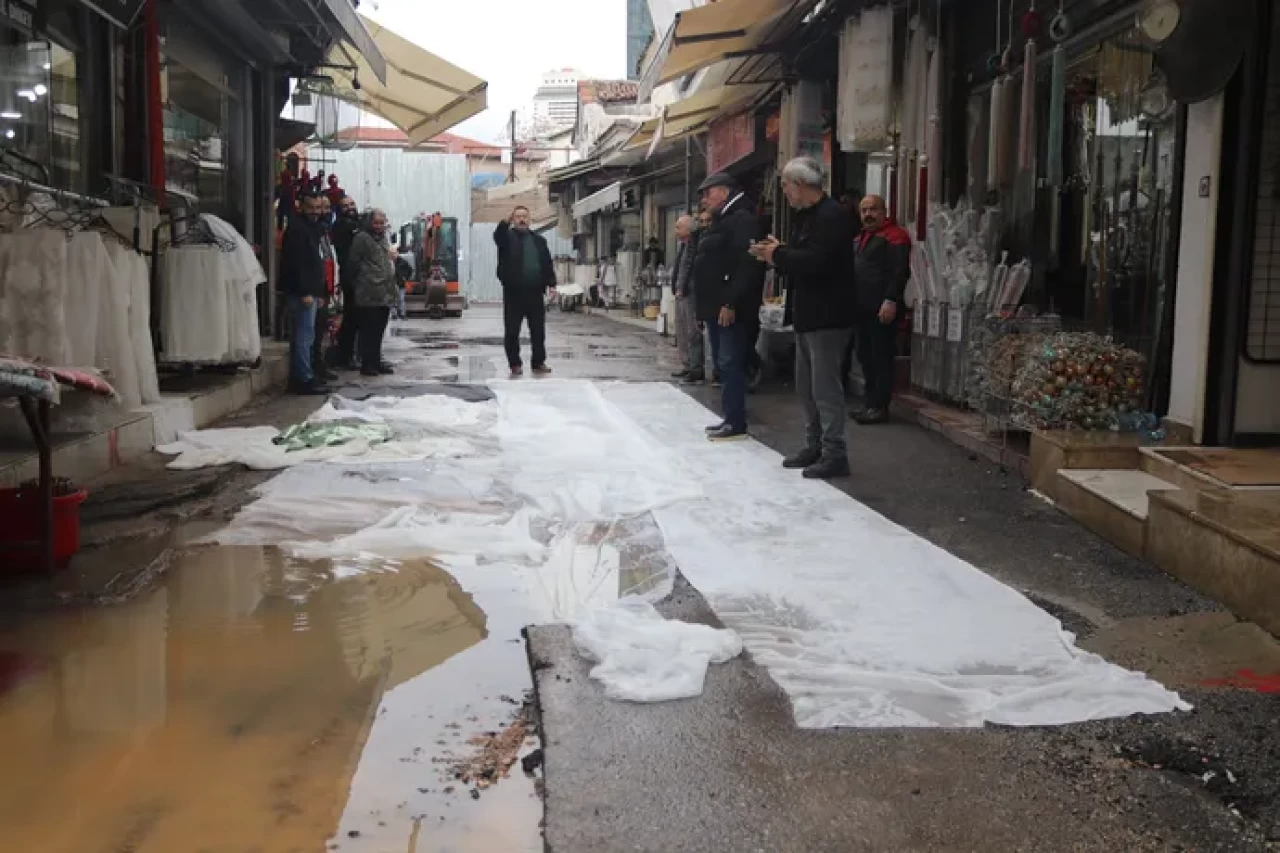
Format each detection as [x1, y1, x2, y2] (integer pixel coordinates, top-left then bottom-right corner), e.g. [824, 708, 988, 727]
[310, 146, 472, 290]
[467, 223, 574, 303]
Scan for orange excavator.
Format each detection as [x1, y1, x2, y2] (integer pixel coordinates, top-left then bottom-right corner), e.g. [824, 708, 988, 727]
[400, 213, 465, 319]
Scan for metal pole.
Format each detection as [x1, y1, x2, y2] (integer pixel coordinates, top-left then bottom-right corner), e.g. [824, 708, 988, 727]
[684, 136, 692, 212]
[508, 111, 517, 184]
[144, 0, 165, 204]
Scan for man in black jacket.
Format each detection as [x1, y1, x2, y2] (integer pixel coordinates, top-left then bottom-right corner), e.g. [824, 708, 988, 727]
[332, 195, 363, 368]
[852, 195, 912, 424]
[694, 172, 765, 440]
[752, 157, 857, 479]
[494, 205, 557, 376]
[278, 192, 329, 395]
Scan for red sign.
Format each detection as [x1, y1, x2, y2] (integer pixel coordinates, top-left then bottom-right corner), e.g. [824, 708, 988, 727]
[707, 111, 754, 174]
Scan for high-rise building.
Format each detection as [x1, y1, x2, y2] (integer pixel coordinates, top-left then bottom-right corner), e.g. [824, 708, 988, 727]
[531, 68, 582, 136]
[626, 0, 654, 81]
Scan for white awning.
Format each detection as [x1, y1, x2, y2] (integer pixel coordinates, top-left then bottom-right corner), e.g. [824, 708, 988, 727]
[573, 182, 622, 219]
[649, 0, 813, 88]
[325, 15, 487, 146]
[624, 84, 770, 152]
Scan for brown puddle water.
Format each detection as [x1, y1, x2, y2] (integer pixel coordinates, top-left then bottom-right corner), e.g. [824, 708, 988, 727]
[0, 546, 543, 853]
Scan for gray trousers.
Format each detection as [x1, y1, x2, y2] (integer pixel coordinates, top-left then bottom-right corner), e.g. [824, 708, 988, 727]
[675, 294, 704, 374]
[796, 328, 853, 460]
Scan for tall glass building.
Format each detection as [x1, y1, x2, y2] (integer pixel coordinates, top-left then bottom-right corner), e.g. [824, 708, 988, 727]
[626, 0, 654, 81]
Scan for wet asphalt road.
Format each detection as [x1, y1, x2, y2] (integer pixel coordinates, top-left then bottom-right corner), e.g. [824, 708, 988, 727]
[3, 305, 1278, 852]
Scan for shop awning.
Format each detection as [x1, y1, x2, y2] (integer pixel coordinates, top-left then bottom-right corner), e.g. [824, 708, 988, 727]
[648, 0, 813, 88]
[545, 158, 603, 186]
[322, 0, 388, 85]
[572, 182, 622, 219]
[325, 15, 487, 147]
[624, 84, 770, 152]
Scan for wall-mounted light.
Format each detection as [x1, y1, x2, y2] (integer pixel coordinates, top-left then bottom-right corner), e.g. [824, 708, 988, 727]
[17, 90, 36, 102]
[0, 111, 21, 120]
[41, 62, 50, 71]
[5, 130, 15, 139]
[33, 84, 47, 97]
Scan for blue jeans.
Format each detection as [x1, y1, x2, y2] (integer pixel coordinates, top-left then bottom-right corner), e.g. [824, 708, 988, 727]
[290, 296, 317, 385]
[711, 321, 748, 430]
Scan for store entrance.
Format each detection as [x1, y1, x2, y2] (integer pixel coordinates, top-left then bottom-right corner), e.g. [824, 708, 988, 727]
[1210, 2, 1280, 446]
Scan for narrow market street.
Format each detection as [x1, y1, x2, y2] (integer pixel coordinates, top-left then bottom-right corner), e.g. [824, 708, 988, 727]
[1, 308, 1279, 852]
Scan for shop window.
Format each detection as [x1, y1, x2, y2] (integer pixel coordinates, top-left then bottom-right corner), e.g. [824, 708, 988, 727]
[1034, 27, 1181, 350]
[0, 21, 81, 190]
[161, 56, 229, 213]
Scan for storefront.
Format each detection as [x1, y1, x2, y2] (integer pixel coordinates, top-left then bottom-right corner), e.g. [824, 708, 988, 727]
[0, 0, 123, 195]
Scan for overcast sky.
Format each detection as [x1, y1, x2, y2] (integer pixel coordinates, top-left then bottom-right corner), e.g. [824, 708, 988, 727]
[363, 0, 629, 144]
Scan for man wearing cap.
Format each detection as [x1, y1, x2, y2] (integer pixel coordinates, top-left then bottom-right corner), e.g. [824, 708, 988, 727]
[694, 172, 765, 440]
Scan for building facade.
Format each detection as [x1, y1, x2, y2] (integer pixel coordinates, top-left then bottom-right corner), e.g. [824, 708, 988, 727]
[626, 0, 654, 81]
[532, 68, 582, 136]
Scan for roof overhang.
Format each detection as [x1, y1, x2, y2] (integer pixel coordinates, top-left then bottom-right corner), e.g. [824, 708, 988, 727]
[545, 158, 603, 186]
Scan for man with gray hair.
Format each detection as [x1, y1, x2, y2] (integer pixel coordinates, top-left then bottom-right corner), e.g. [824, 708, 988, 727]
[670, 214, 705, 382]
[750, 157, 857, 478]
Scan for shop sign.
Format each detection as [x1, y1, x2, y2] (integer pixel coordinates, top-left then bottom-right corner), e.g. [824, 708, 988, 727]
[3, 0, 39, 34]
[946, 307, 964, 342]
[912, 305, 924, 335]
[80, 0, 146, 30]
[927, 304, 941, 338]
[707, 110, 754, 174]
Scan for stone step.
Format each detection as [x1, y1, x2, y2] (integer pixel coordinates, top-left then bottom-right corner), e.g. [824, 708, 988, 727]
[1053, 468, 1181, 558]
[1148, 489, 1280, 638]
[1139, 446, 1241, 495]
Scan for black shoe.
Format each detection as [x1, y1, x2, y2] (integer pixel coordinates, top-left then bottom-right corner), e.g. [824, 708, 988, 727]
[510, 365, 524, 377]
[289, 380, 329, 396]
[359, 368, 381, 378]
[854, 408, 889, 425]
[707, 424, 747, 442]
[704, 421, 727, 433]
[317, 367, 340, 382]
[711, 373, 723, 388]
[803, 457, 851, 479]
[783, 448, 821, 469]
[671, 369, 690, 379]
[681, 371, 705, 385]
[377, 364, 395, 375]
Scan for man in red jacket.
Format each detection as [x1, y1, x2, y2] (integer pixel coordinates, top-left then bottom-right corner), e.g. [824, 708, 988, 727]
[852, 195, 911, 425]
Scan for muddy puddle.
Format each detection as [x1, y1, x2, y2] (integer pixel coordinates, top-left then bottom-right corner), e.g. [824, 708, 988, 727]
[0, 546, 543, 853]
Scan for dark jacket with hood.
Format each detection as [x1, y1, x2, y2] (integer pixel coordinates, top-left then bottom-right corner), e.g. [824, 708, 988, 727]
[854, 220, 912, 313]
[772, 194, 857, 333]
[494, 220, 556, 292]
[279, 214, 327, 299]
[693, 192, 765, 323]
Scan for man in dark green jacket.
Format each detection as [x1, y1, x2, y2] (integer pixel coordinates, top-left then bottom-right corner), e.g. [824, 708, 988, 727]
[494, 205, 557, 376]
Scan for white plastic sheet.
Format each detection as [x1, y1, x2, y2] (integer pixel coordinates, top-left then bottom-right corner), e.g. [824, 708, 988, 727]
[601, 382, 1189, 728]
[194, 380, 1187, 723]
[573, 599, 742, 703]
